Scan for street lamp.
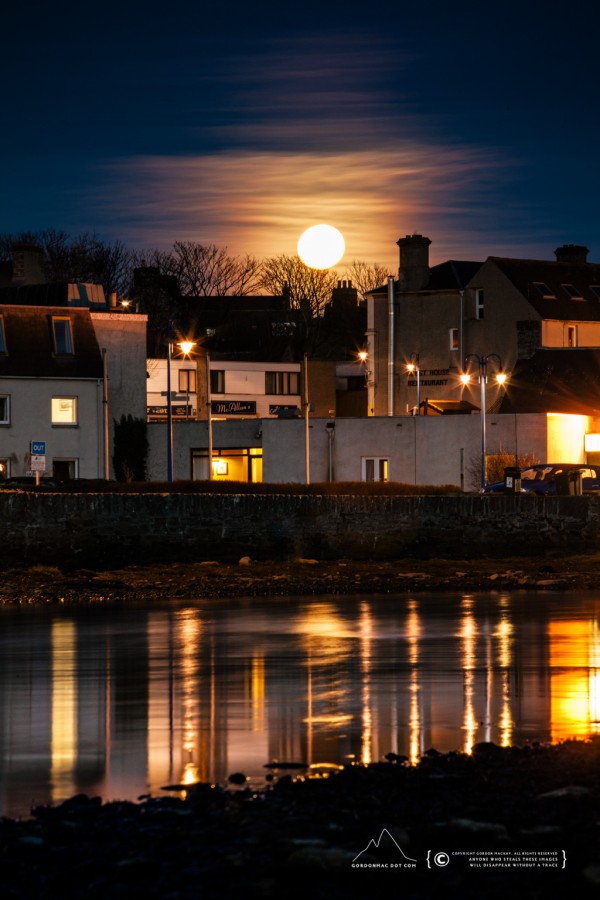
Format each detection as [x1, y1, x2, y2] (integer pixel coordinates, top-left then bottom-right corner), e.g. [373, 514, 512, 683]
[166, 324, 196, 482]
[406, 353, 420, 415]
[460, 353, 506, 490]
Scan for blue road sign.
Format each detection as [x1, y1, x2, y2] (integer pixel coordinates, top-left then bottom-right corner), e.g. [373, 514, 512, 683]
[31, 441, 46, 455]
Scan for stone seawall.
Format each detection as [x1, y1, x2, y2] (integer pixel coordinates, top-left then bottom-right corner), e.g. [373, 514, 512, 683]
[1, 492, 599, 567]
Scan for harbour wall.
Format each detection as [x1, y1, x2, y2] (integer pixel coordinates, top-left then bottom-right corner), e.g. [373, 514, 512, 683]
[1, 492, 599, 567]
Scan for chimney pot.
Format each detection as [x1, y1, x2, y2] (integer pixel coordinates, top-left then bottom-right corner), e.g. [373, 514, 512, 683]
[554, 243, 589, 264]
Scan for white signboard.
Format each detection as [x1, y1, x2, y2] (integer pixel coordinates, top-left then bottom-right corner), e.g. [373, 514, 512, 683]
[30, 455, 46, 472]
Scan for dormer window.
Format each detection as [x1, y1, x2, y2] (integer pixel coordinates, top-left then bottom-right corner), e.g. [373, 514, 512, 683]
[532, 282, 555, 299]
[590, 286, 600, 301]
[0, 318, 6, 354]
[52, 317, 73, 354]
[562, 284, 584, 300]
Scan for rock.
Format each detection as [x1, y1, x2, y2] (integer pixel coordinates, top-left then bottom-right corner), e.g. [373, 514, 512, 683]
[296, 558, 319, 565]
[228, 772, 248, 785]
[238, 556, 252, 566]
[537, 785, 590, 800]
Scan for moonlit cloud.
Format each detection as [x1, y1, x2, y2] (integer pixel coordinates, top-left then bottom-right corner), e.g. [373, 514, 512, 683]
[91, 32, 545, 267]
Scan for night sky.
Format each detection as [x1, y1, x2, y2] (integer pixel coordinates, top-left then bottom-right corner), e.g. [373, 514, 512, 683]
[2, 0, 600, 269]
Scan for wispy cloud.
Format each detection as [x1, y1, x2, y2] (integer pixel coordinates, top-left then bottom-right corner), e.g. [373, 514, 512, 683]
[92, 32, 543, 265]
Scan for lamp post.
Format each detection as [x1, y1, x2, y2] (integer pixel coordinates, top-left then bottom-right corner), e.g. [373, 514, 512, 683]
[406, 353, 420, 415]
[166, 324, 195, 482]
[460, 353, 506, 489]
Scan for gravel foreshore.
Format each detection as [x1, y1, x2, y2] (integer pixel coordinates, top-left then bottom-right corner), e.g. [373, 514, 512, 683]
[1, 740, 600, 898]
[2, 554, 600, 605]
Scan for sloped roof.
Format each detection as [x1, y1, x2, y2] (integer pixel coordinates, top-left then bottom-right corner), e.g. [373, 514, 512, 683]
[0, 282, 108, 310]
[368, 260, 482, 296]
[489, 257, 600, 321]
[497, 348, 600, 415]
[0, 306, 103, 378]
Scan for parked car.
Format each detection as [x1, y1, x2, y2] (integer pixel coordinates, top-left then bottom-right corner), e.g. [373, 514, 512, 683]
[482, 464, 600, 494]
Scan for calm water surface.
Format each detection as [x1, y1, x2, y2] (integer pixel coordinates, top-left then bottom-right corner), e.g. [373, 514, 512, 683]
[1, 590, 599, 818]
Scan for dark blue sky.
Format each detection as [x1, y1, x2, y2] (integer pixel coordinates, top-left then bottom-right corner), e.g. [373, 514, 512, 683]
[2, 0, 599, 269]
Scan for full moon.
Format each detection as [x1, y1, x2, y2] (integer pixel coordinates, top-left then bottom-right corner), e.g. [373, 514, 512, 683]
[297, 224, 345, 269]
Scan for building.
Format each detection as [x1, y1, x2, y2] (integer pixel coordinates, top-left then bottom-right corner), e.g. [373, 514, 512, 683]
[0, 278, 146, 481]
[366, 235, 600, 418]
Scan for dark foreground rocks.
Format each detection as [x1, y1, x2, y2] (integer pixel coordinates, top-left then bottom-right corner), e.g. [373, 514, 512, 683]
[2, 740, 600, 898]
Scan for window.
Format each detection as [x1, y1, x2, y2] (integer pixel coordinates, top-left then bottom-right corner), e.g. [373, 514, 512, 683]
[362, 457, 389, 482]
[52, 396, 77, 425]
[0, 317, 6, 354]
[590, 286, 600, 301]
[52, 317, 74, 354]
[0, 395, 9, 425]
[265, 371, 300, 395]
[475, 289, 484, 319]
[53, 459, 78, 481]
[562, 284, 584, 300]
[0, 459, 8, 480]
[567, 325, 577, 347]
[179, 368, 197, 393]
[449, 328, 459, 351]
[532, 282, 556, 299]
[210, 370, 225, 394]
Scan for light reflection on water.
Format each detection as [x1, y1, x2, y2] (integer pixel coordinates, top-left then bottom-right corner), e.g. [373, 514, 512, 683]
[0, 590, 599, 818]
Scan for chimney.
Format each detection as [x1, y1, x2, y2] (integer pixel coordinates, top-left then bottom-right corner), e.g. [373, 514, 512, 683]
[397, 234, 431, 291]
[554, 243, 589, 264]
[11, 242, 45, 285]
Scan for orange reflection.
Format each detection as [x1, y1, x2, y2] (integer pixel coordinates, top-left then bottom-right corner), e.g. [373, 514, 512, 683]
[549, 620, 600, 740]
[460, 598, 477, 755]
[406, 600, 422, 765]
[51, 620, 78, 801]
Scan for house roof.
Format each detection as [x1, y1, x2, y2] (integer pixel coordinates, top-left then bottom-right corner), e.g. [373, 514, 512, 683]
[0, 306, 103, 379]
[0, 282, 108, 310]
[496, 348, 600, 415]
[487, 257, 600, 322]
[368, 260, 482, 296]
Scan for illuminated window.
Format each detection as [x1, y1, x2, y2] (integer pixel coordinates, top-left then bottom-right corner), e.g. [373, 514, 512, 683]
[52, 317, 73, 354]
[265, 371, 300, 395]
[362, 457, 389, 482]
[179, 368, 197, 393]
[0, 459, 8, 479]
[0, 318, 6, 354]
[0, 395, 9, 425]
[532, 282, 556, 299]
[52, 396, 77, 425]
[562, 284, 584, 300]
[210, 370, 225, 394]
[475, 289, 484, 319]
[449, 328, 459, 351]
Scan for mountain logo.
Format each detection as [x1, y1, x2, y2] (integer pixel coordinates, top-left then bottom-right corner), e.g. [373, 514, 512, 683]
[352, 828, 417, 866]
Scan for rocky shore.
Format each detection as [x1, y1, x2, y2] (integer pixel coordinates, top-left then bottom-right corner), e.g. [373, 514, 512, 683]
[1, 740, 600, 897]
[2, 553, 600, 605]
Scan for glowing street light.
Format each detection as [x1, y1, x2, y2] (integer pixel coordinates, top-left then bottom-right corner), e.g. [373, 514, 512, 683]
[166, 325, 196, 482]
[460, 353, 506, 489]
[406, 353, 421, 415]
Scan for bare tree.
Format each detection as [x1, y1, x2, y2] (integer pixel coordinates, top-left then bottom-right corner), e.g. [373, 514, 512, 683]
[0, 229, 133, 297]
[260, 254, 339, 317]
[343, 260, 391, 299]
[135, 242, 262, 297]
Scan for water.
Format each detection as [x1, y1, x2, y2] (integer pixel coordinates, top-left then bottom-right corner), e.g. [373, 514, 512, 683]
[0, 590, 599, 818]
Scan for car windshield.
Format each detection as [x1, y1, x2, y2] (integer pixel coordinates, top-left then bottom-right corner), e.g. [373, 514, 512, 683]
[521, 466, 554, 481]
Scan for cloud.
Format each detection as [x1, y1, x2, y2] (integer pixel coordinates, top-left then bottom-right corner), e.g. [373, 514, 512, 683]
[91, 31, 542, 266]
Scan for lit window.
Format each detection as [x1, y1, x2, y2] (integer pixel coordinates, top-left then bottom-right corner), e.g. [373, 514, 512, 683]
[265, 371, 301, 395]
[0, 318, 6, 354]
[590, 286, 600, 300]
[475, 289, 484, 319]
[52, 318, 74, 354]
[449, 328, 459, 351]
[52, 396, 77, 424]
[0, 459, 8, 479]
[532, 282, 556, 299]
[179, 368, 197, 393]
[210, 370, 225, 394]
[362, 457, 389, 482]
[0, 395, 9, 425]
[562, 284, 584, 300]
